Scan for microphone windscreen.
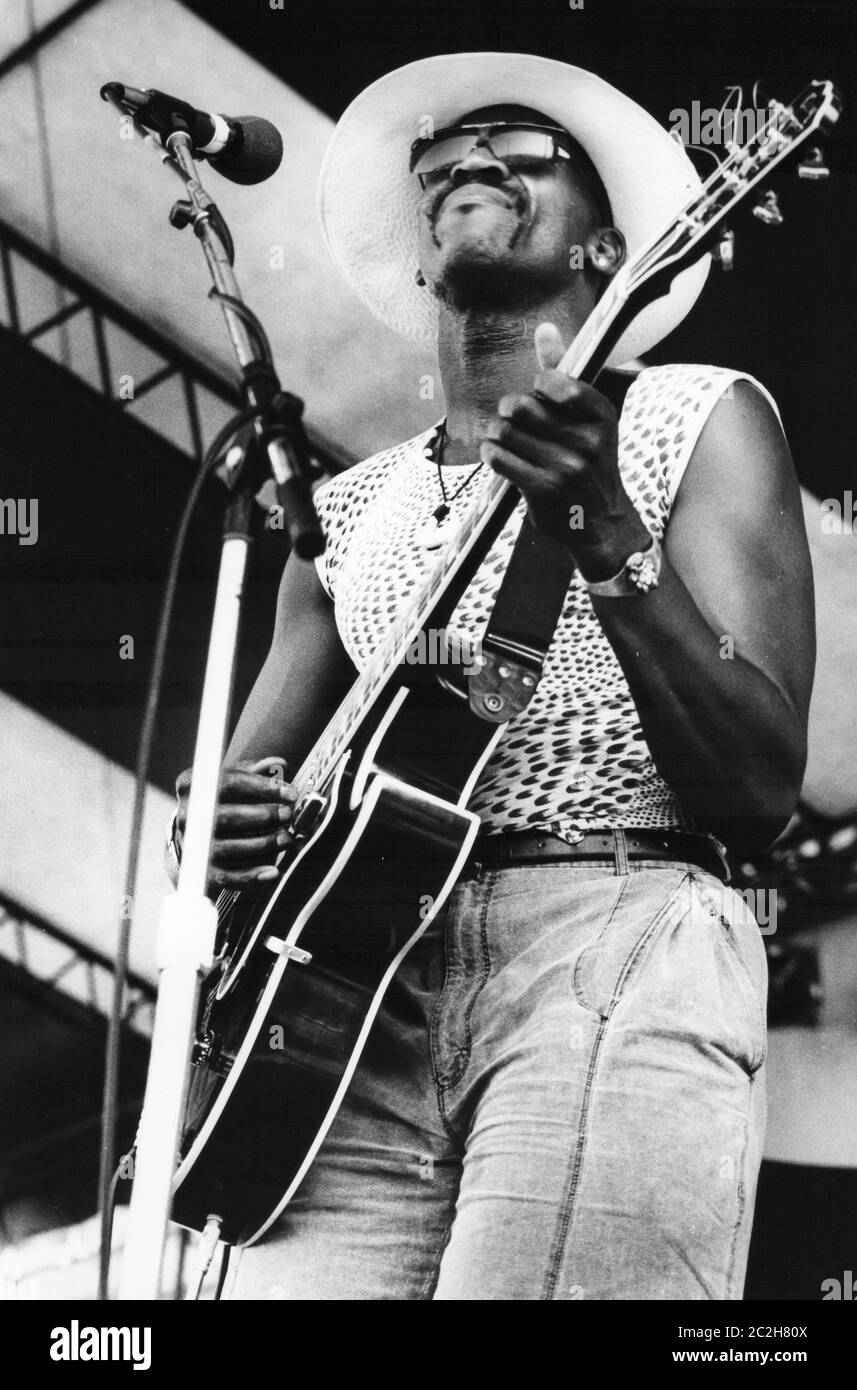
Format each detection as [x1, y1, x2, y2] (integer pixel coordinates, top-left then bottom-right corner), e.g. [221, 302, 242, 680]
[211, 117, 284, 185]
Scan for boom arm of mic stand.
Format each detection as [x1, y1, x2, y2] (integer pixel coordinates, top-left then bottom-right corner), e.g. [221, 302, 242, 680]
[99, 90, 324, 556]
[166, 129, 324, 558]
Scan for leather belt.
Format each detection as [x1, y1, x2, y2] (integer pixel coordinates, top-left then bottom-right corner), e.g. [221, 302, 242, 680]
[466, 828, 731, 882]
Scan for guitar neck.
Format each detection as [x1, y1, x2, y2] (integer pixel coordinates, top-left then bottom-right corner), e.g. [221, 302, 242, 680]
[292, 467, 512, 799]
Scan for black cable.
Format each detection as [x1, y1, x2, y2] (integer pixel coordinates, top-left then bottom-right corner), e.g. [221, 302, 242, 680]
[174, 1226, 190, 1300]
[212, 1243, 230, 1301]
[96, 405, 259, 1301]
[207, 289, 274, 367]
[91, 1146, 136, 1298]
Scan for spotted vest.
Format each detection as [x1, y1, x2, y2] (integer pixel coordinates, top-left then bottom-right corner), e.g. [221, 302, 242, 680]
[313, 364, 777, 840]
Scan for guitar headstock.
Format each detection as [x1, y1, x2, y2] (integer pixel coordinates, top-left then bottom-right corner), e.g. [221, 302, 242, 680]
[556, 79, 842, 381]
[628, 79, 842, 291]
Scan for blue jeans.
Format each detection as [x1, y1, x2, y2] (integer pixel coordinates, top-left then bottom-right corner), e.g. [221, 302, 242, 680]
[227, 861, 767, 1300]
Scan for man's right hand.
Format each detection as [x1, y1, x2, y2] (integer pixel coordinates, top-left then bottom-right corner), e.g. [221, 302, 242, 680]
[174, 755, 298, 890]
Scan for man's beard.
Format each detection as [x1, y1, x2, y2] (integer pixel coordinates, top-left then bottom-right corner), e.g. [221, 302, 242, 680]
[430, 249, 569, 316]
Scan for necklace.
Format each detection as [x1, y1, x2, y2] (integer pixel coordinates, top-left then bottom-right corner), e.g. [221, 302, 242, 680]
[417, 421, 485, 551]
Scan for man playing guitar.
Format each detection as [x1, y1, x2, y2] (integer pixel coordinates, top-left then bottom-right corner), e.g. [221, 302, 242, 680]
[171, 54, 814, 1299]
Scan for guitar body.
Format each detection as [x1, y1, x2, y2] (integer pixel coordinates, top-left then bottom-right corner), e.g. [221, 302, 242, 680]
[172, 676, 504, 1246]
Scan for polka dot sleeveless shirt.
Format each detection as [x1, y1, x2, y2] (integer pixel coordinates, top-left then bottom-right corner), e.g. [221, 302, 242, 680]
[314, 364, 778, 843]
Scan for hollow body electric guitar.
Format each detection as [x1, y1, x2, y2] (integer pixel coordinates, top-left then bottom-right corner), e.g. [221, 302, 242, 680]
[172, 82, 840, 1246]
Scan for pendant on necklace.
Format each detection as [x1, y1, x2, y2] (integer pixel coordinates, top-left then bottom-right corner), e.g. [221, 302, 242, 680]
[417, 502, 454, 551]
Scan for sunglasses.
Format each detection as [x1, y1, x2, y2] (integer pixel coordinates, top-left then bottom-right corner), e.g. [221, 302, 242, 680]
[409, 122, 575, 189]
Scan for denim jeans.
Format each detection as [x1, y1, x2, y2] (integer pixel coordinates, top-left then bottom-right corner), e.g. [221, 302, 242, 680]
[227, 861, 767, 1301]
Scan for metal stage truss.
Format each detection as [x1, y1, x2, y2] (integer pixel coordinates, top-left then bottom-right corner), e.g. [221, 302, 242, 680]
[0, 217, 347, 477]
[0, 893, 155, 1038]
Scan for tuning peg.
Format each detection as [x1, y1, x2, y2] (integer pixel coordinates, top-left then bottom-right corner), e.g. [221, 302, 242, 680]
[752, 190, 783, 225]
[713, 227, 735, 270]
[798, 144, 830, 180]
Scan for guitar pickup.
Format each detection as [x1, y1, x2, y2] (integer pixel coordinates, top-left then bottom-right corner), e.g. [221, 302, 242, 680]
[291, 791, 327, 838]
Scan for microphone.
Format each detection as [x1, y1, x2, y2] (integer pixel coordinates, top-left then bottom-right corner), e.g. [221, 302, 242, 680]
[100, 82, 283, 185]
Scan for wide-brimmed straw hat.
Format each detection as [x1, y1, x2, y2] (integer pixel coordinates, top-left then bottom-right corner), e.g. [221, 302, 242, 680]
[318, 52, 710, 366]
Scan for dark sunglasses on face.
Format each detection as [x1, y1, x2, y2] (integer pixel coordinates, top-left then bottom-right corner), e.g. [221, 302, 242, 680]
[409, 122, 575, 189]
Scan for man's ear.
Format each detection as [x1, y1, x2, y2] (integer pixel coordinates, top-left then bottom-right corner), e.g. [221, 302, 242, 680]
[584, 227, 626, 278]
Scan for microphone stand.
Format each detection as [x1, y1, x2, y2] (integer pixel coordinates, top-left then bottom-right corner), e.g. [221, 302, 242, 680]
[117, 125, 323, 1299]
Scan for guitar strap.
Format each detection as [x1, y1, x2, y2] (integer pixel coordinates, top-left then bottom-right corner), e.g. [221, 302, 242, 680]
[467, 517, 575, 722]
[468, 371, 635, 725]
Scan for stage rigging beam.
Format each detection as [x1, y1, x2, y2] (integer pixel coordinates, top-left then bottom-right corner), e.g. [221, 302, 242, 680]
[0, 216, 349, 474]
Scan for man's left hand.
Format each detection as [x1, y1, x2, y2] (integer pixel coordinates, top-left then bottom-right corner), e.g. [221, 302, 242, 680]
[479, 322, 650, 580]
